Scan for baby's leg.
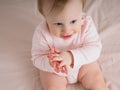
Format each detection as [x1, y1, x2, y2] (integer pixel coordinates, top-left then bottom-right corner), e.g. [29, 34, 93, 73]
[78, 62, 109, 90]
[39, 70, 67, 90]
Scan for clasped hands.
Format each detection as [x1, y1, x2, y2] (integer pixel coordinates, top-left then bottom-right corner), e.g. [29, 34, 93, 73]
[47, 47, 73, 74]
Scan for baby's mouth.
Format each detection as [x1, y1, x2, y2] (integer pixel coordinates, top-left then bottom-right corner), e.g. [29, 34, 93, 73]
[62, 34, 72, 39]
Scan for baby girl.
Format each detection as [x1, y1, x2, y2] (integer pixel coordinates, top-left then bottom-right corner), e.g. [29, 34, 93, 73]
[31, 0, 109, 90]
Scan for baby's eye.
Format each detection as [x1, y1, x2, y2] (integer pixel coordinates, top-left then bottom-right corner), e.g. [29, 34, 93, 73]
[70, 20, 77, 24]
[54, 23, 63, 26]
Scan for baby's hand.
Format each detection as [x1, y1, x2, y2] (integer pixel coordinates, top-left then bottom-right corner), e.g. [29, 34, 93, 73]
[48, 47, 73, 74]
[48, 53, 67, 73]
[49, 51, 73, 74]
[53, 51, 73, 69]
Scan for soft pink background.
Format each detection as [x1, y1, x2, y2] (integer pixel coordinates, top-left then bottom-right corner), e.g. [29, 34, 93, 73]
[0, 0, 120, 90]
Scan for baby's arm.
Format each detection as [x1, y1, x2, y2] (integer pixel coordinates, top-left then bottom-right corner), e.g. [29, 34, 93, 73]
[31, 29, 55, 73]
[70, 17, 102, 69]
[31, 28, 69, 75]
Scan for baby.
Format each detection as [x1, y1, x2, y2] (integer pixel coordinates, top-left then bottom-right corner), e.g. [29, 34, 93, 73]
[31, 0, 109, 90]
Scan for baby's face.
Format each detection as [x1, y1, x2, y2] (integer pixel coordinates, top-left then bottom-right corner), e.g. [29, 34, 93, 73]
[45, 0, 83, 40]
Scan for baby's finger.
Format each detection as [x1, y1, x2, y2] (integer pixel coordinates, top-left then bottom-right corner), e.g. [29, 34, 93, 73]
[59, 61, 66, 68]
[48, 54, 59, 60]
[52, 57, 63, 62]
[64, 66, 68, 74]
[48, 53, 58, 56]
[56, 62, 61, 72]
[54, 49, 60, 54]
[54, 62, 61, 73]
[50, 53, 59, 57]
[49, 61, 54, 67]
[61, 66, 68, 74]
[47, 55, 53, 59]
[50, 47, 55, 54]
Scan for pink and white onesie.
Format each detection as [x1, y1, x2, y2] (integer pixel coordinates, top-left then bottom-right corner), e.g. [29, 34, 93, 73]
[31, 15, 102, 84]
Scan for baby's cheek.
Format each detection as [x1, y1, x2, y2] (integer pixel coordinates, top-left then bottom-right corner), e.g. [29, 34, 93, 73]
[54, 31, 61, 37]
[75, 26, 81, 33]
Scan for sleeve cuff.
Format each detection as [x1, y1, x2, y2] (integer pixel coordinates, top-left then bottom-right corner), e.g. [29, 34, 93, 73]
[70, 49, 86, 69]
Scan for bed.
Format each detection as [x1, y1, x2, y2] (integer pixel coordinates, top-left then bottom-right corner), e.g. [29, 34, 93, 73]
[0, 0, 120, 90]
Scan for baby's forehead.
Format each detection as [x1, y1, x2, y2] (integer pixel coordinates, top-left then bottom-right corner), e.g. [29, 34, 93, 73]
[46, 11, 82, 23]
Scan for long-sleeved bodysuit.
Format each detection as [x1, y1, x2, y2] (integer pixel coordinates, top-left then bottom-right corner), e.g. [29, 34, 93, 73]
[31, 15, 102, 84]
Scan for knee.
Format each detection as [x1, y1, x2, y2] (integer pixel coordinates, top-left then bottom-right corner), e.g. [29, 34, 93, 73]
[80, 71, 104, 89]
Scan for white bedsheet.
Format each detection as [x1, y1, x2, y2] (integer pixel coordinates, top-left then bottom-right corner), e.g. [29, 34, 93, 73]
[0, 0, 120, 90]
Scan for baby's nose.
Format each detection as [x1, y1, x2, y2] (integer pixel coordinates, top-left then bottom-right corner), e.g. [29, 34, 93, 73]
[62, 26, 71, 34]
